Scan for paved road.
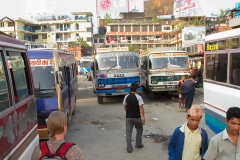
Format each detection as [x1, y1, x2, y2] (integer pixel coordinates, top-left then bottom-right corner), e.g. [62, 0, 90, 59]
[66, 75, 215, 160]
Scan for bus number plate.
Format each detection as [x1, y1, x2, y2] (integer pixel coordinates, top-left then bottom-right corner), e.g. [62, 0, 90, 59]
[116, 90, 125, 93]
[166, 86, 175, 90]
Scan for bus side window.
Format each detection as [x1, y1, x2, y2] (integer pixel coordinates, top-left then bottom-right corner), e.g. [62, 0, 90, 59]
[0, 50, 11, 112]
[7, 51, 32, 102]
[59, 66, 67, 88]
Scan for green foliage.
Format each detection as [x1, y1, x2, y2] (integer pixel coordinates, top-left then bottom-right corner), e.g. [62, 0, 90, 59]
[104, 13, 112, 24]
[76, 37, 90, 51]
[217, 9, 227, 24]
[128, 44, 136, 52]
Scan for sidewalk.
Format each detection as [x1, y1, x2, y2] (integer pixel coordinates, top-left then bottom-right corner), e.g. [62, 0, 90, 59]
[196, 88, 203, 93]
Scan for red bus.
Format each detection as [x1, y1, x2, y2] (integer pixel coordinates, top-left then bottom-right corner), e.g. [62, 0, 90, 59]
[0, 32, 38, 159]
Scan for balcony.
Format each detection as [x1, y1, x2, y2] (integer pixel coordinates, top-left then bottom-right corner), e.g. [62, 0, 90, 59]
[106, 39, 171, 45]
[229, 17, 240, 28]
[34, 28, 53, 33]
[107, 19, 160, 25]
[34, 39, 48, 43]
[18, 37, 33, 41]
[0, 26, 14, 32]
[56, 28, 72, 32]
[17, 26, 34, 32]
[56, 38, 76, 42]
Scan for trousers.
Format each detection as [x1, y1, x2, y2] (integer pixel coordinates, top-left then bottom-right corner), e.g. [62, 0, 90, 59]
[126, 118, 143, 150]
[185, 93, 194, 109]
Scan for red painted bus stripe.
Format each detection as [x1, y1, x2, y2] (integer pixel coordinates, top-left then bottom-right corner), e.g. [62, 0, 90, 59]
[204, 102, 227, 113]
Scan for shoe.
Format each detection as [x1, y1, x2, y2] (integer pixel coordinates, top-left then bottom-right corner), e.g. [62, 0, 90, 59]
[135, 144, 144, 148]
[127, 149, 132, 153]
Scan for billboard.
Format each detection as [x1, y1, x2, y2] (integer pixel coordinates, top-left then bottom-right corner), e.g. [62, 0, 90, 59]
[174, 0, 196, 13]
[144, 0, 174, 17]
[96, 0, 129, 14]
[182, 26, 206, 47]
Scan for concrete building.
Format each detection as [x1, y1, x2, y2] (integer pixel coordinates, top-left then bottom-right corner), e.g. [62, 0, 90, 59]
[104, 12, 173, 50]
[0, 12, 94, 51]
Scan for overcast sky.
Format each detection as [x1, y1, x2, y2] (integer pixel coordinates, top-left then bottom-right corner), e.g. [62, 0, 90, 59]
[0, 0, 238, 33]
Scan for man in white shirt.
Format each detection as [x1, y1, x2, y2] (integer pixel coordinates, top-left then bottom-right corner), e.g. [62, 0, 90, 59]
[203, 107, 240, 160]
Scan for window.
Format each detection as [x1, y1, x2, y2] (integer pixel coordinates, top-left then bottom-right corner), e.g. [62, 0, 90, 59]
[125, 25, 131, 32]
[206, 54, 228, 83]
[119, 26, 124, 32]
[42, 34, 47, 39]
[7, 51, 31, 102]
[230, 53, 240, 86]
[99, 39, 104, 43]
[133, 25, 140, 32]
[87, 37, 91, 42]
[140, 56, 148, 70]
[0, 51, 11, 111]
[111, 25, 118, 32]
[0, 22, 4, 27]
[8, 22, 13, 27]
[154, 25, 161, 31]
[142, 26, 147, 31]
[163, 27, 171, 30]
[94, 39, 98, 43]
[149, 25, 153, 32]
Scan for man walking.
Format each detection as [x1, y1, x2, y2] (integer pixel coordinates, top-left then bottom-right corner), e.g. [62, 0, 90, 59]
[178, 75, 185, 109]
[168, 104, 208, 160]
[181, 75, 197, 112]
[123, 83, 145, 153]
[203, 107, 240, 160]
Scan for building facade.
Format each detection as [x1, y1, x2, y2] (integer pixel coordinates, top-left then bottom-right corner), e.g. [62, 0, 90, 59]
[0, 12, 94, 50]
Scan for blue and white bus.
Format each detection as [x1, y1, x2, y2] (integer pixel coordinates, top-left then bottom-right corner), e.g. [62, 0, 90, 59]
[78, 56, 93, 81]
[204, 28, 240, 134]
[28, 49, 78, 139]
[91, 47, 142, 104]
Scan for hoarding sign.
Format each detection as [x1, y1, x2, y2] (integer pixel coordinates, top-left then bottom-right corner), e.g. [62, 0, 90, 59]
[182, 26, 206, 47]
[96, 0, 129, 14]
[174, 0, 196, 13]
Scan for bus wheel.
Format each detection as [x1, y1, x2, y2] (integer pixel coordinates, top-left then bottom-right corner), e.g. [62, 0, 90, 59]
[98, 96, 103, 104]
[147, 90, 154, 99]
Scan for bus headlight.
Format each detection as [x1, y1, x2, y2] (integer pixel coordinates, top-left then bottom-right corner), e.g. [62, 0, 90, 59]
[98, 83, 105, 87]
[134, 81, 140, 85]
[151, 80, 157, 84]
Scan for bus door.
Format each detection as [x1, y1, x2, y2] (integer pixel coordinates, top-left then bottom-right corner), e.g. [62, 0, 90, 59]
[65, 66, 71, 108]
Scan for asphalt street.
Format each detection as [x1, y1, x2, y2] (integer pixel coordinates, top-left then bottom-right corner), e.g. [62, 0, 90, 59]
[65, 75, 215, 160]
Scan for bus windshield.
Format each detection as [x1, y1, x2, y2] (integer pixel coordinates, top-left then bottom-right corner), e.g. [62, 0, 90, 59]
[96, 52, 139, 70]
[80, 61, 91, 67]
[31, 66, 55, 90]
[149, 53, 188, 69]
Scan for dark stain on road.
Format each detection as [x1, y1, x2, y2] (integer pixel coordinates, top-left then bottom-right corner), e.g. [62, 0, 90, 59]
[143, 133, 172, 145]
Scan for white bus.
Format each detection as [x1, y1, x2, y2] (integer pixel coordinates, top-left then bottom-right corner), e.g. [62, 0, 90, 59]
[140, 51, 189, 98]
[204, 28, 240, 134]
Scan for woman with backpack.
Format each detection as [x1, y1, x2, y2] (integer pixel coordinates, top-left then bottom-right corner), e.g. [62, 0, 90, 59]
[31, 111, 83, 160]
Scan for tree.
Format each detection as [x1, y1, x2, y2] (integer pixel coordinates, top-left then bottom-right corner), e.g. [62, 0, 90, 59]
[104, 13, 112, 25]
[76, 37, 90, 52]
[217, 9, 227, 24]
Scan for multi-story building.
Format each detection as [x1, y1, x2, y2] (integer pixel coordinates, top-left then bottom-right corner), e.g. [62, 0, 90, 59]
[0, 12, 93, 56]
[229, 2, 240, 29]
[105, 12, 173, 50]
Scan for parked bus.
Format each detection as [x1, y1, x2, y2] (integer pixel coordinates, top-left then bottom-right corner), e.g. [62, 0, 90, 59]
[204, 28, 240, 134]
[140, 51, 189, 98]
[0, 33, 38, 159]
[78, 56, 93, 81]
[28, 49, 78, 139]
[91, 47, 142, 104]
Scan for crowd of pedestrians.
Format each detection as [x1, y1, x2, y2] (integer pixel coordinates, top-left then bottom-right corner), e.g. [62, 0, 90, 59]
[30, 82, 240, 160]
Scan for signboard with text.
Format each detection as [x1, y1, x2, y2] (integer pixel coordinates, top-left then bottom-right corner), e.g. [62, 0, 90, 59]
[30, 59, 53, 66]
[174, 0, 196, 13]
[182, 26, 206, 47]
[96, 0, 129, 14]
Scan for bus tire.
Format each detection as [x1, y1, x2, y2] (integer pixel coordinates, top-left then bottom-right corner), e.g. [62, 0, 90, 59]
[98, 96, 103, 104]
[147, 90, 154, 99]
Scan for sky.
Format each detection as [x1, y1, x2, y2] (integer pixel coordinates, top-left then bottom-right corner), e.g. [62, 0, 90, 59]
[0, 0, 238, 33]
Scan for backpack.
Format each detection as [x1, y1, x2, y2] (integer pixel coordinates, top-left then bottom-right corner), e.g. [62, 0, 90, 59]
[39, 141, 75, 160]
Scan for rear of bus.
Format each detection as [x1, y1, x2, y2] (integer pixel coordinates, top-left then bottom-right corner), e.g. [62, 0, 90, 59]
[0, 34, 38, 159]
[28, 49, 77, 139]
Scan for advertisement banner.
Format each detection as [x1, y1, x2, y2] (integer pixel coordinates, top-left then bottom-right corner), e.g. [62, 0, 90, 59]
[96, 0, 129, 14]
[182, 26, 206, 47]
[174, 0, 196, 13]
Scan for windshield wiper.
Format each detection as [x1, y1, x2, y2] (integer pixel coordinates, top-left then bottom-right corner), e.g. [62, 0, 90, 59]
[159, 64, 168, 70]
[107, 64, 117, 73]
